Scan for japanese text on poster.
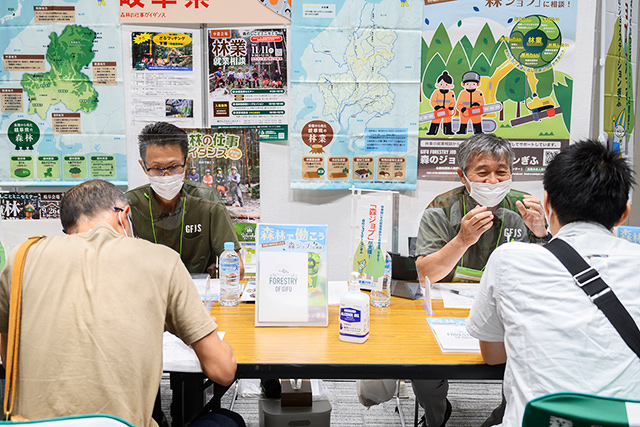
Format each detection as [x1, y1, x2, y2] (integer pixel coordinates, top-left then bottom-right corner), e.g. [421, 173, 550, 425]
[0, 2, 126, 186]
[419, 0, 576, 180]
[207, 27, 288, 141]
[289, 1, 422, 190]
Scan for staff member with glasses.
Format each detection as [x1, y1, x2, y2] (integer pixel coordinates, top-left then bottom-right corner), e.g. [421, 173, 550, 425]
[126, 121, 243, 277]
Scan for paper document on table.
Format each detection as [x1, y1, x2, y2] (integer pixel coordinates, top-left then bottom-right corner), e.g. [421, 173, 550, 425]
[430, 283, 443, 299]
[162, 331, 225, 372]
[439, 283, 479, 309]
[191, 275, 220, 302]
[427, 318, 480, 353]
[328, 281, 349, 306]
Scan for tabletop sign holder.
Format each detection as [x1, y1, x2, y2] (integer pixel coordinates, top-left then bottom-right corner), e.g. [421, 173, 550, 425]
[349, 187, 397, 291]
[255, 223, 328, 327]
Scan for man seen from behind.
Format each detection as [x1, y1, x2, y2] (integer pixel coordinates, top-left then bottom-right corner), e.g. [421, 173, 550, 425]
[467, 140, 640, 426]
[0, 180, 236, 427]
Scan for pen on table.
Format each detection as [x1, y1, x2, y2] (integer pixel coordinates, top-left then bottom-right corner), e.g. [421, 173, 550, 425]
[449, 289, 475, 299]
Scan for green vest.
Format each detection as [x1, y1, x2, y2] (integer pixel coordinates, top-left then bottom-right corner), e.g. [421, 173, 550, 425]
[417, 186, 537, 280]
[125, 181, 239, 274]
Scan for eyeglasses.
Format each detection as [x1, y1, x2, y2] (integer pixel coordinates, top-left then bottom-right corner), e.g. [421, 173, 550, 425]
[143, 161, 186, 177]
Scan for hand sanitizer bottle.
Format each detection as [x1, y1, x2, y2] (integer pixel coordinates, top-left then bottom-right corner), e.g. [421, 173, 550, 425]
[339, 271, 370, 343]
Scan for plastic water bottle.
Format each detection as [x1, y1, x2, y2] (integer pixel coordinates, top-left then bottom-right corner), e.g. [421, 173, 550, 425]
[339, 271, 370, 343]
[219, 242, 240, 306]
[371, 252, 391, 308]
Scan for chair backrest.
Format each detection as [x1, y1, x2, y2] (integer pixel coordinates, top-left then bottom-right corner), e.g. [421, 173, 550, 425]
[523, 392, 640, 427]
[0, 414, 136, 426]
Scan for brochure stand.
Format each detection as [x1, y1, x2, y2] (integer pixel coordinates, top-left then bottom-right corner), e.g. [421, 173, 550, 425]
[255, 223, 328, 327]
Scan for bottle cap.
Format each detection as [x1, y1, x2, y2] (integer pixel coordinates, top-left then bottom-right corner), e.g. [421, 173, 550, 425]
[224, 241, 235, 250]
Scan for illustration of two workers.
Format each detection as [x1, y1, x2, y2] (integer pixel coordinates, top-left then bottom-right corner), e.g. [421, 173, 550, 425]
[426, 70, 485, 136]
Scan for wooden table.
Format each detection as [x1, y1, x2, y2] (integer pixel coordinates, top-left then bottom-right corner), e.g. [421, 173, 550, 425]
[168, 295, 504, 425]
[209, 296, 503, 380]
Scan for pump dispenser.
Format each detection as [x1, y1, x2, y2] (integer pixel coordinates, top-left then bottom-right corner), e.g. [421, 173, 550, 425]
[339, 271, 370, 343]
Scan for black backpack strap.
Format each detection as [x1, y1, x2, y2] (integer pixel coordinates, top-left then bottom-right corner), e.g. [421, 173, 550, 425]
[544, 238, 640, 359]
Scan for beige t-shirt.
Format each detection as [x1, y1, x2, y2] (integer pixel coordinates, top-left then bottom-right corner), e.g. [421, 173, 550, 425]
[0, 223, 217, 427]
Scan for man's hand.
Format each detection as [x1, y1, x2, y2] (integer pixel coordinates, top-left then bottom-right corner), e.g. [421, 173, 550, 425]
[458, 206, 494, 247]
[516, 195, 547, 238]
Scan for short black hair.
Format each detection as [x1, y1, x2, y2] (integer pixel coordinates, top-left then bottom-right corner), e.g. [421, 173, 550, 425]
[61, 180, 128, 233]
[138, 122, 189, 162]
[543, 139, 635, 229]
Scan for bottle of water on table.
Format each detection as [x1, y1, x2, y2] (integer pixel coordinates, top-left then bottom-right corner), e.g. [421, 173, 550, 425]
[219, 241, 240, 306]
[371, 252, 391, 308]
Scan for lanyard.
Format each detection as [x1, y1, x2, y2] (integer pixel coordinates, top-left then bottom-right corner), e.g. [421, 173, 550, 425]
[145, 192, 186, 256]
[461, 194, 504, 270]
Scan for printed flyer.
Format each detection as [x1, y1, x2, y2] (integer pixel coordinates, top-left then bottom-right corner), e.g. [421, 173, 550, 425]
[122, 25, 203, 128]
[290, 1, 422, 190]
[0, 192, 63, 220]
[182, 127, 260, 225]
[207, 27, 288, 141]
[0, 1, 126, 186]
[255, 223, 328, 326]
[419, 1, 576, 180]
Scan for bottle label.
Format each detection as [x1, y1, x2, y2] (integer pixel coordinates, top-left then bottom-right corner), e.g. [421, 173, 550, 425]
[339, 306, 369, 337]
[220, 261, 239, 278]
[340, 307, 361, 323]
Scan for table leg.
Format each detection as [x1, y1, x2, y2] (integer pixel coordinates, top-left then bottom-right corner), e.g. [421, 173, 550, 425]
[170, 372, 206, 427]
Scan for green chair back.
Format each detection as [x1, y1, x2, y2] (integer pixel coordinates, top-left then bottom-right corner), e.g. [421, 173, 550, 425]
[523, 392, 640, 427]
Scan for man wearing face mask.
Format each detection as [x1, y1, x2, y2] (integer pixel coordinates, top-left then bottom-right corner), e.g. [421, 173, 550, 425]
[410, 133, 549, 427]
[125, 122, 243, 277]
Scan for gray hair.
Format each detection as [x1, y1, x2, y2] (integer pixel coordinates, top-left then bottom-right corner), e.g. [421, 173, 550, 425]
[456, 134, 515, 173]
[61, 180, 127, 233]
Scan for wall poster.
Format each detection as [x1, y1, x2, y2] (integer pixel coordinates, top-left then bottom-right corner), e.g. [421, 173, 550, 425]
[183, 127, 260, 226]
[418, 0, 577, 180]
[289, 1, 422, 190]
[601, 0, 637, 163]
[207, 26, 288, 141]
[0, 1, 126, 186]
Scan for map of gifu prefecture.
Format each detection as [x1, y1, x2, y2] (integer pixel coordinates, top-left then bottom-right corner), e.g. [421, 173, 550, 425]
[21, 25, 98, 119]
[290, 0, 422, 190]
[317, 26, 396, 122]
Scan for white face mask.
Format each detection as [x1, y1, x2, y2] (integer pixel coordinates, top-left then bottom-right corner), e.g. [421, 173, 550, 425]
[117, 211, 135, 238]
[465, 174, 512, 207]
[148, 174, 184, 201]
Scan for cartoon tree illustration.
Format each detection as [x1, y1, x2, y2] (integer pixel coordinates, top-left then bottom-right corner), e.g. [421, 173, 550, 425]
[422, 53, 446, 100]
[446, 41, 471, 94]
[460, 35, 474, 63]
[471, 53, 491, 77]
[470, 23, 496, 67]
[420, 37, 429, 102]
[496, 68, 530, 118]
[534, 69, 554, 98]
[488, 41, 508, 76]
[424, 23, 453, 66]
[554, 77, 573, 133]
